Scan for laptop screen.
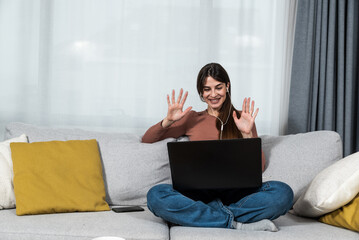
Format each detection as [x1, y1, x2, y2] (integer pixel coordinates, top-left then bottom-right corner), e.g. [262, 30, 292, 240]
[167, 138, 262, 192]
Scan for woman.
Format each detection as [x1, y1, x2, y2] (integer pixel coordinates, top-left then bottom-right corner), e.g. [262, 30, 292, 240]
[142, 63, 293, 231]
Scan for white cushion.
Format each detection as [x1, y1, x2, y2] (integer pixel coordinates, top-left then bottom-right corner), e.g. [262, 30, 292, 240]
[292, 151, 359, 217]
[0, 134, 27, 209]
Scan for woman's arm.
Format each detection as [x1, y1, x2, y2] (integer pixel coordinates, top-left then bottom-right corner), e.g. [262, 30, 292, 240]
[141, 115, 189, 143]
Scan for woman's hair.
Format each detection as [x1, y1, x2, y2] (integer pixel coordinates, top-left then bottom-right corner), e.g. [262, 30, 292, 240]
[196, 63, 242, 139]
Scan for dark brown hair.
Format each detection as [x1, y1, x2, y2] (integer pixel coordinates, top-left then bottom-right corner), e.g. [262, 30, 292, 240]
[196, 63, 242, 139]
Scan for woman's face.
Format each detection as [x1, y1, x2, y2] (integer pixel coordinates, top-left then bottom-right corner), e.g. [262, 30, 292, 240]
[202, 76, 228, 112]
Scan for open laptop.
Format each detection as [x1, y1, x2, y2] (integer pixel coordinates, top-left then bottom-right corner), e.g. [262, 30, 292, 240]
[167, 138, 262, 195]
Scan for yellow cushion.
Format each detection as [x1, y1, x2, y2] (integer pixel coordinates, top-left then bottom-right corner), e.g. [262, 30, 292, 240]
[319, 193, 359, 232]
[11, 139, 110, 216]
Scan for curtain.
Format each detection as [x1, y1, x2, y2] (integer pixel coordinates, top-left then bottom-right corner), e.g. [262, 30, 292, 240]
[0, 0, 297, 140]
[288, 0, 359, 156]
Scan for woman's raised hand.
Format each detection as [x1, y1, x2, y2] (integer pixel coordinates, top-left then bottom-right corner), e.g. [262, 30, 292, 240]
[233, 97, 259, 137]
[162, 89, 192, 128]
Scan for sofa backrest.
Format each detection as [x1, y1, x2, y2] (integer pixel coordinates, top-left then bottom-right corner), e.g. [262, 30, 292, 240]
[5, 122, 173, 206]
[5, 122, 343, 205]
[262, 131, 343, 202]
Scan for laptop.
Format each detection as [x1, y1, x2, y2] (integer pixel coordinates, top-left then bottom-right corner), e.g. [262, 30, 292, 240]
[167, 138, 262, 194]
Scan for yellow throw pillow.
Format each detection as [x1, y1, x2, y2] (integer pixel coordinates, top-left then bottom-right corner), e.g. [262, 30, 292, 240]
[11, 139, 110, 216]
[319, 193, 359, 232]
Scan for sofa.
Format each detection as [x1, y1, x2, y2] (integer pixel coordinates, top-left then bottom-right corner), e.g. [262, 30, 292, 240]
[0, 122, 358, 240]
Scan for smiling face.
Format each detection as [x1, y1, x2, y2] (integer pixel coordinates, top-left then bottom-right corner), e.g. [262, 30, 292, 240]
[202, 76, 229, 115]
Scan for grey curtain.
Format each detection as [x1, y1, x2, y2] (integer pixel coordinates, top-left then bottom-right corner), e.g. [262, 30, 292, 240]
[288, 0, 359, 157]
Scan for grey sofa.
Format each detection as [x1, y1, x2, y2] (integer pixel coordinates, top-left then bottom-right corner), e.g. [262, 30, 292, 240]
[1, 122, 358, 240]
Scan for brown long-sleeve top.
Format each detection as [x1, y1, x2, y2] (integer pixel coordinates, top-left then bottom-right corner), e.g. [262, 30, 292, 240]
[142, 110, 219, 142]
[142, 110, 265, 171]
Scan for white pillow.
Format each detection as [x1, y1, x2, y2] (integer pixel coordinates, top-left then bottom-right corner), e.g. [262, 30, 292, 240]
[0, 134, 28, 209]
[292, 151, 359, 217]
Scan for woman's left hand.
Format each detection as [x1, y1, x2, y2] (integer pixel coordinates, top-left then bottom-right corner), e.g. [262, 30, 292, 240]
[233, 97, 259, 138]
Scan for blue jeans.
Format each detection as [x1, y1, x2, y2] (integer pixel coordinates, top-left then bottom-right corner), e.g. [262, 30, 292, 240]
[147, 181, 293, 229]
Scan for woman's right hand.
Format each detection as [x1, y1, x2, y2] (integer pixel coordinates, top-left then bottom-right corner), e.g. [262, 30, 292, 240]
[162, 88, 192, 128]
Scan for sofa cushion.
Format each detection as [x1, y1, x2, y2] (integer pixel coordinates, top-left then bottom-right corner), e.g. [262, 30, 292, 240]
[292, 151, 359, 217]
[169, 213, 359, 240]
[261, 131, 342, 202]
[0, 207, 169, 240]
[11, 140, 110, 215]
[0, 134, 28, 209]
[319, 193, 359, 232]
[5, 122, 173, 206]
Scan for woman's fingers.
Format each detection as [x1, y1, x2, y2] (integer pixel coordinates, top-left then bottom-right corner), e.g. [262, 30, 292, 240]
[242, 97, 250, 113]
[168, 89, 188, 108]
[167, 94, 171, 106]
[171, 89, 175, 104]
[253, 108, 259, 119]
[177, 88, 183, 104]
[246, 97, 251, 113]
[180, 91, 188, 106]
[242, 98, 246, 113]
[241, 97, 259, 118]
[250, 100, 255, 115]
[182, 106, 193, 116]
[232, 110, 238, 120]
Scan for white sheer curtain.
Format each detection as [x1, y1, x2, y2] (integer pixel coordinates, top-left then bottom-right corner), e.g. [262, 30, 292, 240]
[0, 0, 297, 139]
